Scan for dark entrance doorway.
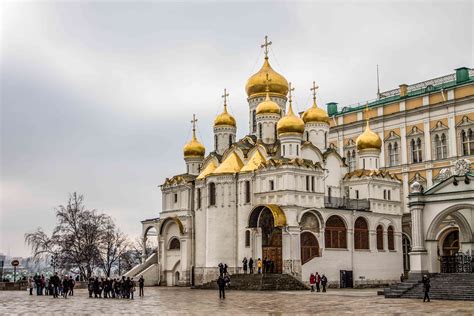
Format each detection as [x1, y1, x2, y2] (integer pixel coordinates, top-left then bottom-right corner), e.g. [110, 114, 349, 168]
[340, 270, 353, 288]
[260, 208, 282, 273]
[442, 229, 459, 256]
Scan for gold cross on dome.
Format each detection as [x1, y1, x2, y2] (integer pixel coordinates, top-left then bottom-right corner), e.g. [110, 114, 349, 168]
[191, 114, 198, 133]
[288, 82, 295, 103]
[261, 35, 272, 58]
[310, 81, 319, 103]
[222, 88, 229, 105]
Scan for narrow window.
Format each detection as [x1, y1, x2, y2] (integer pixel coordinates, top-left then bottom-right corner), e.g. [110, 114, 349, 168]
[363, 159, 365, 169]
[388, 226, 395, 251]
[306, 176, 310, 191]
[258, 123, 263, 139]
[245, 181, 251, 203]
[311, 176, 315, 192]
[197, 188, 201, 209]
[215, 135, 218, 151]
[296, 145, 299, 156]
[388, 190, 391, 200]
[355, 190, 359, 199]
[229, 134, 233, 148]
[377, 225, 384, 250]
[324, 132, 327, 148]
[269, 180, 275, 191]
[283, 145, 286, 156]
[174, 193, 178, 203]
[252, 110, 256, 132]
[209, 183, 216, 206]
[245, 230, 250, 247]
[383, 190, 386, 200]
[416, 138, 423, 162]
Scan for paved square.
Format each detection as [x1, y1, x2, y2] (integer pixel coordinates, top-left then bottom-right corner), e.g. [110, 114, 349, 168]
[1, 288, 474, 315]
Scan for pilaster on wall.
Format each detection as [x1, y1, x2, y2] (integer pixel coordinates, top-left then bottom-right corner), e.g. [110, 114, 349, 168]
[423, 120, 432, 161]
[282, 226, 301, 279]
[401, 126, 407, 165]
[448, 114, 457, 158]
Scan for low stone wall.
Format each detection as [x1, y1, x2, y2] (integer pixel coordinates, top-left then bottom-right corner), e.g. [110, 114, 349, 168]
[0, 281, 28, 291]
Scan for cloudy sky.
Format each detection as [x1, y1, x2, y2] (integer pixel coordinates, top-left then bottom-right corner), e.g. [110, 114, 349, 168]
[1, 0, 472, 257]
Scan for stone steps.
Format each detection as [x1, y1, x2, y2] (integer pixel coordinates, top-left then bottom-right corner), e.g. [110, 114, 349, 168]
[195, 273, 309, 291]
[399, 274, 474, 301]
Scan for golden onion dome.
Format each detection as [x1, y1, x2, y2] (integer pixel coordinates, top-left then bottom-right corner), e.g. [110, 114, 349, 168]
[183, 131, 205, 158]
[245, 57, 289, 97]
[302, 100, 330, 124]
[214, 104, 236, 127]
[256, 91, 281, 115]
[277, 102, 304, 135]
[356, 121, 382, 150]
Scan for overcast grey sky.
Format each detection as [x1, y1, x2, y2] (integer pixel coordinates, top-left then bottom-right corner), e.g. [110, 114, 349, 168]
[1, 0, 472, 257]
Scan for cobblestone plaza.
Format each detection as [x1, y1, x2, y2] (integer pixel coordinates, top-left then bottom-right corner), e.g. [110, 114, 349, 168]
[1, 288, 474, 315]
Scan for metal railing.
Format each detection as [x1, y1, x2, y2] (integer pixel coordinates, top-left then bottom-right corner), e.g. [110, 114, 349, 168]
[440, 252, 473, 273]
[324, 196, 370, 211]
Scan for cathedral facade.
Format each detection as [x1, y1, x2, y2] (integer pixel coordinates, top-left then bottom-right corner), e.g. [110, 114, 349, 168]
[126, 39, 408, 288]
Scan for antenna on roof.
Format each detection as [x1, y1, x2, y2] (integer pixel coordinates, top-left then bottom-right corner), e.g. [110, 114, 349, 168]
[376, 64, 381, 100]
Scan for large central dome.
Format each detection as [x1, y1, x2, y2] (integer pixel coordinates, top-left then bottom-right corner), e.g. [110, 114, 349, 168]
[245, 57, 289, 97]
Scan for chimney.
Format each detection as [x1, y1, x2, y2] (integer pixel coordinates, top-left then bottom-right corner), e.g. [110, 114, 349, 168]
[399, 84, 408, 97]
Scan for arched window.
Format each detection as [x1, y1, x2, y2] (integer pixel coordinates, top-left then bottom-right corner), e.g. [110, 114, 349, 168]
[402, 235, 411, 271]
[301, 232, 320, 264]
[388, 226, 395, 251]
[325, 215, 347, 249]
[324, 132, 327, 148]
[434, 134, 441, 159]
[215, 135, 218, 151]
[197, 188, 201, 209]
[258, 123, 263, 139]
[410, 138, 423, 163]
[416, 138, 423, 162]
[388, 143, 393, 166]
[169, 238, 180, 250]
[461, 129, 474, 156]
[376, 225, 384, 250]
[393, 143, 398, 165]
[354, 217, 369, 250]
[209, 183, 216, 206]
[229, 134, 233, 148]
[245, 230, 250, 247]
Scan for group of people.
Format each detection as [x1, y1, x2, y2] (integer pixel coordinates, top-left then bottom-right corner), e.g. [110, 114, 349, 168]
[88, 275, 145, 299]
[241, 257, 275, 274]
[309, 272, 328, 293]
[28, 273, 76, 298]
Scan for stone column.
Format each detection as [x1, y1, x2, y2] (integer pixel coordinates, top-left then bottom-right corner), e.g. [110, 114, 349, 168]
[448, 114, 457, 157]
[400, 126, 407, 165]
[423, 120, 432, 161]
[409, 202, 429, 278]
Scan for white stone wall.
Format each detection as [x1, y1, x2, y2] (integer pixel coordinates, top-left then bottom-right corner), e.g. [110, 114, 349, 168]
[213, 125, 236, 155]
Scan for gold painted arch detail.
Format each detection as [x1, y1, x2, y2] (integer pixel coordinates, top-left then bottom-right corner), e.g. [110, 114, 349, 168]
[159, 216, 185, 235]
[248, 204, 287, 228]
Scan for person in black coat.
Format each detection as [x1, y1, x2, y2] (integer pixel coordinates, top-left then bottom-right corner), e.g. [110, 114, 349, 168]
[422, 275, 431, 302]
[242, 257, 248, 274]
[321, 274, 328, 292]
[249, 258, 254, 274]
[138, 276, 145, 297]
[51, 273, 60, 298]
[217, 275, 226, 299]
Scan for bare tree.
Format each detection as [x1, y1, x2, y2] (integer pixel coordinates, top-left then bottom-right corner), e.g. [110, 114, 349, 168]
[24, 193, 130, 279]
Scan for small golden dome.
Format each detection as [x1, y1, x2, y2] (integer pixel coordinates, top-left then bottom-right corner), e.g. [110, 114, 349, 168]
[302, 100, 330, 124]
[277, 103, 304, 135]
[245, 57, 289, 97]
[256, 92, 281, 115]
[183, 132, 205, 158]
[356, 121, 382, 150]
[214, 104, 236, 127]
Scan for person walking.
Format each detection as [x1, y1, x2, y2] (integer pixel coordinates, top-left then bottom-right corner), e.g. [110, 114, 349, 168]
[217, 275, 226, 299]
[138, 276, 145, 297]
[400, 273, 404, 283]
[249, 258, 254, 274]
[422, 275, 431, 302]
[69, 276, 75, 296]
[315, 272, 321, 292]
[257, 258, 262, 274]
[309, 273, 316, 292]
[242, 257, 248, 274]
[321, 274, 328, 293]
[130, 278, 136, 299]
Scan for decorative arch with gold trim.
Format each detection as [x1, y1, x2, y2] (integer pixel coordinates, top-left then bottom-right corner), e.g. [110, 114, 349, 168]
[159, 217, 185, 235]
[248, 204, 287, 228]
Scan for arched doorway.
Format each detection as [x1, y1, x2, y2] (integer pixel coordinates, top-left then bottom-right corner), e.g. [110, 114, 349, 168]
[248, 205, 287, 274]
[441, 229, 459, 256]
[174, 271, 180, 286]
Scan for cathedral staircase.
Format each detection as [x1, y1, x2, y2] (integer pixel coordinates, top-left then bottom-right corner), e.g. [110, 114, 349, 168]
[195, 273, 309, 291]
[384, 273, 474, 300]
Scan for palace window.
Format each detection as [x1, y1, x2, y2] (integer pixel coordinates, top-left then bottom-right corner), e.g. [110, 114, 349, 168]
[301, 232, 320, 264]
[388, 226, 395, 251]
[354, 217, 369, 250]
[197, 188, 201, 209]
[245, 230, 250, 247]
[410, 138, 423, 163]
[311, 176, 315, 192]
[461, 129, 474, 156]
[325, 215, 347, 249]
[209, 183, 216, 206]
[306, 176, 310, 191]
[244, 181, 251, 203]
[434, 133, 448, 159]
[376, 225, 384, 250]
[387, 142, 399, 166]
[169, 238, 180, 250]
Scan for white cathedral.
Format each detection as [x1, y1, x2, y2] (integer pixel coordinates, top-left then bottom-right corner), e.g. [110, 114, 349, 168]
[126, 39, 405, 288]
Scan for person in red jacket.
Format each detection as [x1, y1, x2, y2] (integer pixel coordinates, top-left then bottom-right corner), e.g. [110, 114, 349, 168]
[309, 273, 316, 292]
